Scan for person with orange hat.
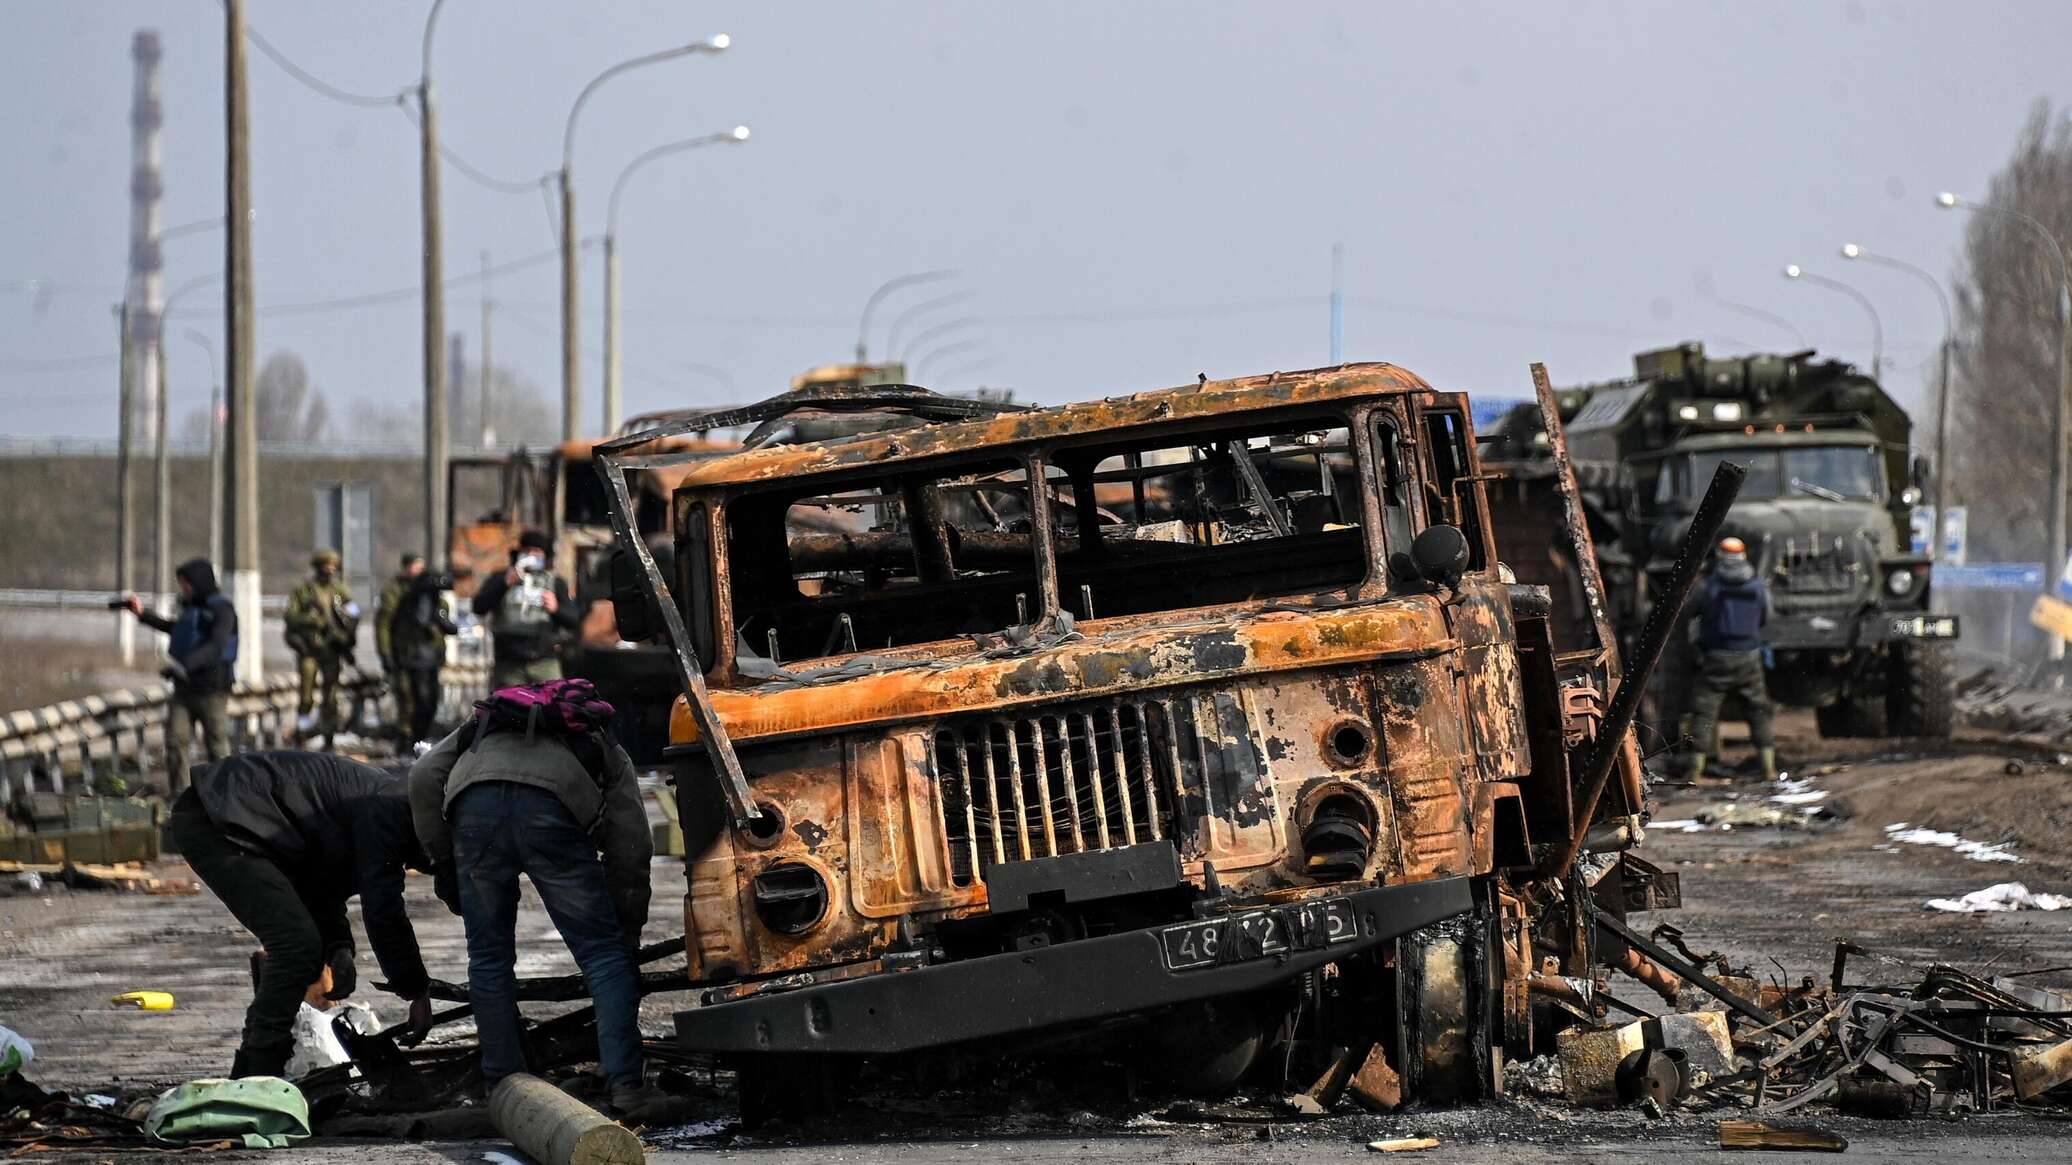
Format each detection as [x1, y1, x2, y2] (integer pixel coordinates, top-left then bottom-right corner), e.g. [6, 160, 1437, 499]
[1687, 536, 1777, 781]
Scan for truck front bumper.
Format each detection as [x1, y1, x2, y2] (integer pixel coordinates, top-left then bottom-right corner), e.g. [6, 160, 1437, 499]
[673, 876, 1475, 1056]
[1767, 610, 1960, 652]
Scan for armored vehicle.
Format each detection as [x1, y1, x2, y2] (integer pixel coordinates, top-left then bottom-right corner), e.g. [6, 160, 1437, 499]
[599, 366, 1712, 1118]
[1488, 343, 1955, 741]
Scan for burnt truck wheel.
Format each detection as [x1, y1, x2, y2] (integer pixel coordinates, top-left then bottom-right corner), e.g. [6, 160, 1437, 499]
[1887, 640, 1954, 739]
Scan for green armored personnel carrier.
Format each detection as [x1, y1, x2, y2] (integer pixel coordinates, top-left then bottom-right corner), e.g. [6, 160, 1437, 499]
[1487, 342, 1956, 742]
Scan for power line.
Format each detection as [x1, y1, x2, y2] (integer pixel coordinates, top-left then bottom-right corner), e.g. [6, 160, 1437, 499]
[239, 16, 406, 108]
[0, 353, 119, 372]
[163, 247, 566, 320]
[396, 98, 546, 196]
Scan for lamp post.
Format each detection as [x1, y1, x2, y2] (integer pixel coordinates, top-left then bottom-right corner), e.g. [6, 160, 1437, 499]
[884, 289, 975, 361]
[1783, 264, 1884, 380]
[899, 315, 981, 363]
[559, 34, 731, 442]
[1840, 243, 1955, 560]
[186, 328, 223, 566]
[1939, 191, 2072, 680]
[603, 124, 748, 434]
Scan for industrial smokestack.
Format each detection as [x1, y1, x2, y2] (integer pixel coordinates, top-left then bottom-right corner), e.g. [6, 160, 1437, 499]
[127, 30, 164, 445]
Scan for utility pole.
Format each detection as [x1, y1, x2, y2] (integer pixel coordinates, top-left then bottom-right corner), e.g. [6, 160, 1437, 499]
[115, 304, 136, 666]
[127, 29, 165, 617]
[224, 0, 261, 685]
[1330, 243, 1344, 364]
[603, 228, 620, 434]
[559, 167, 580, 442]
[419, 2, 448, 569]
[480, 249, 495, 447]
[152, 340, 170, 608]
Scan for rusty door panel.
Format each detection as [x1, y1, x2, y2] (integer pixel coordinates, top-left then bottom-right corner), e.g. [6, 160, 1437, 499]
[1367, 657, 1476, 880]
[1448, 577, 1531, 782]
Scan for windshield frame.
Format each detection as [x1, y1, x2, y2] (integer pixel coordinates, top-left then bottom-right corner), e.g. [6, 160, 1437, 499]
[1672, 441, 1885, 508]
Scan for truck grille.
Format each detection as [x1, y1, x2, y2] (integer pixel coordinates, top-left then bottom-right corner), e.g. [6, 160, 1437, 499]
[932, 698, 1199, 887]
[1775, 537, 1866, 596]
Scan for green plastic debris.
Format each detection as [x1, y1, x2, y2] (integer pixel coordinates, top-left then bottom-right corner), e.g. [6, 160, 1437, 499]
[145, 1076, 311, 1149]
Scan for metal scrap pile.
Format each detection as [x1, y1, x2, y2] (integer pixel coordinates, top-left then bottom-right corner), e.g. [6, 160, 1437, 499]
[1555, 933, 2072, 1121]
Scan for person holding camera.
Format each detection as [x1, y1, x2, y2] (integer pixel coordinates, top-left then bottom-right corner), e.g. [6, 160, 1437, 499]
[391, 562, 457, 746]
[471, 529, 579, 688]
[118, 557, 238, 794]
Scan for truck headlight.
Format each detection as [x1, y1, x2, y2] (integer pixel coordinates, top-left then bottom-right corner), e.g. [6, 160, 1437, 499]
[1885, 568, 1916, 597]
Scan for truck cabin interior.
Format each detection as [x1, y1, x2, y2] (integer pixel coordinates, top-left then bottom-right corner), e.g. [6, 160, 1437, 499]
[703, 401, 1490, 673]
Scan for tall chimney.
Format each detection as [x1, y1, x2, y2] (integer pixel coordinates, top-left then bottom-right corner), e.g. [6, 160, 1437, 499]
[127, 30, 164, 447]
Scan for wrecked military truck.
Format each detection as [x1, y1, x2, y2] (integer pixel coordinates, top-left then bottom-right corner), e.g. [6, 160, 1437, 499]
[595, 366, 1725, 1116]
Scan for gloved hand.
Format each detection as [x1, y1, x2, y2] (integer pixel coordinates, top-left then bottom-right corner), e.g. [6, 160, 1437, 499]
[432, 863, 462, 916]
[399, 992, 435, 1047]
[322, 946, 357, 1000]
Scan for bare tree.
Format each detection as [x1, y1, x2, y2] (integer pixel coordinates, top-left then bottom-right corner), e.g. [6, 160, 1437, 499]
[339, 359, 558, 449]
[253, 351, 329, 442]
[1949, 99, 2072, 564]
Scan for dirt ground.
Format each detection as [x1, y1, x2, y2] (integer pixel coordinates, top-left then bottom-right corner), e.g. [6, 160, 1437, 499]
[6, 709, 2072, 1162]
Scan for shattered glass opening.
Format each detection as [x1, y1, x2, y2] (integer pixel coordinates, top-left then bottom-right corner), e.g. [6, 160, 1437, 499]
[725, 458, 1041, 663]
[1047, 416, 1367, 619]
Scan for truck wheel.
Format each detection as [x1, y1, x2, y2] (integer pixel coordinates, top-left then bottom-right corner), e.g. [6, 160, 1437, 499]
[1887, 641, 1955, 739]
[1815, 692, 1887, 738]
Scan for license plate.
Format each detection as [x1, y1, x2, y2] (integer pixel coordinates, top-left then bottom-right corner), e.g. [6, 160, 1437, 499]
[1888, 613, 1959, 640]
[1159, 898, 1360, 972]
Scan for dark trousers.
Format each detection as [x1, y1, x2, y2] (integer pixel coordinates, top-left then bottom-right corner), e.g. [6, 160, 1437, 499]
[451, 782, 643, 1090]
[166, 689, 231, 796]
[399, 666, 441, 742]
[169, 789, 321, 1077]
[1688, 648, 1777, 757]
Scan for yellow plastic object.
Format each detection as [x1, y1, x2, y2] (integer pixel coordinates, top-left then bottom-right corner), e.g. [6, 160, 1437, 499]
[110, 991, 175, 1011]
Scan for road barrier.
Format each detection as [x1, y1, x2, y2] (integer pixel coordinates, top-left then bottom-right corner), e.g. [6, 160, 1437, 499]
[0, 665, 490, 801]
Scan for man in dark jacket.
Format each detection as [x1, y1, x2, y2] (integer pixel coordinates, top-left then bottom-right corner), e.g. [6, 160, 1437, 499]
[1688, 537, 1777, 781]
[409, 681, 651, 1111]
[471, 529, 580, 688]
[122, 558, 237, 794]
[170, 752, 436, 1078]
[390, 565, 457, 745]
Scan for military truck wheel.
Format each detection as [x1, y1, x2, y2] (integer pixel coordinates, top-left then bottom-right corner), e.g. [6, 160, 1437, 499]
[1887, 641, 1955, 739]
[1815, 693, 1887, 738]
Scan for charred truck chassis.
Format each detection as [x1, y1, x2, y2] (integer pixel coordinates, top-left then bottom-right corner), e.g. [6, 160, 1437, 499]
[597, 366, 1706, 1111]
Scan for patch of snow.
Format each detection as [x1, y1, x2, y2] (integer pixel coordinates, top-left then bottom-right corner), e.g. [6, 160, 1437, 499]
[1649, 818, 1710, 833]
[1770, 790, 1828, 805]
[1925, 882, 2072, 913]
[1884, 823, 2021, 863]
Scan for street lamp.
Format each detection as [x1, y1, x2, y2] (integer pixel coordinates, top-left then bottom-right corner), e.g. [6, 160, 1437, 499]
[1783, 264, 1884, 380]
[1840, 242, 1956, 558]
[885, 289, 976, 361]
[913, 338, 983, 383]
[1938, 190, 2072, 679]
[899, 315, 982, 363]
[559, 34, 731, 441]
[602, 125, 749, 434]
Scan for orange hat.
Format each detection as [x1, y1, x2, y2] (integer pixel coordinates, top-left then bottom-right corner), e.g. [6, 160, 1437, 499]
[1718, 537, 1747, 555]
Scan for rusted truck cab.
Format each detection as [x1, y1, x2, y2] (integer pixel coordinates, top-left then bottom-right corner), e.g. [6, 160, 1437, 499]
[603, 366, 1654, 1101]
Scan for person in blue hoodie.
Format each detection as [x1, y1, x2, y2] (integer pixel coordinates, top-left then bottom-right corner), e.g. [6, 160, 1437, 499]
[122, 558, 238, 793]
[1686, 537, 1777, 781]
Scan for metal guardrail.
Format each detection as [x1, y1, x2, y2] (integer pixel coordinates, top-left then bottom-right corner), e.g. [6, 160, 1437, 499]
[0, 665, 491, 802]
[0, 588, 292, 613]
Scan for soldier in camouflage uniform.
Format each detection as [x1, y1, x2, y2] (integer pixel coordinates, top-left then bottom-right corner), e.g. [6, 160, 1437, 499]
[286, 549, 360, 739]
[376, 553, 426, 739]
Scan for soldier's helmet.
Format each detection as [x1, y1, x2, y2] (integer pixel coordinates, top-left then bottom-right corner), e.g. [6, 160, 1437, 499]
[312, 548, 342, 569]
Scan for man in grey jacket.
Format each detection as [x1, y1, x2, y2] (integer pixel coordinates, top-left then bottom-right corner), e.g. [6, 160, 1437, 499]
[408, 681, 652, 1110]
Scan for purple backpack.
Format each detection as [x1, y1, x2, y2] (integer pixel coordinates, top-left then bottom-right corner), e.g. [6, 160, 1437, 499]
[464, 678, 616, 748]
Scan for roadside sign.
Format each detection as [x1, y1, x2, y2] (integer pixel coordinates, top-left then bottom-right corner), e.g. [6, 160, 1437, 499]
[1942, 506, 1967, 565]
[2031, 593, 2072, 643]
[1909, 505, 1933, 555]
[1936, 563, 2045, 591]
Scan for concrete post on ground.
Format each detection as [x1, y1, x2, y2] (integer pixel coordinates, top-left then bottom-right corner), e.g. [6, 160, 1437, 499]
[488, 1073, 641, 1165]
[223, 0, 262, 686]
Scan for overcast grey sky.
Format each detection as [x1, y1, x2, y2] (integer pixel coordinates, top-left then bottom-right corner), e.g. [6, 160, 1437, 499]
[5, 0, 2070, 439]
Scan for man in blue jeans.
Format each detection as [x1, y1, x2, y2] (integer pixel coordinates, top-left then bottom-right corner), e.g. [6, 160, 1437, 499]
[408, 680, 653, 1112]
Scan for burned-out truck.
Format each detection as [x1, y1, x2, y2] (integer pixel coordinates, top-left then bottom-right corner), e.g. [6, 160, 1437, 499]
[597, 366, 1723, 1114]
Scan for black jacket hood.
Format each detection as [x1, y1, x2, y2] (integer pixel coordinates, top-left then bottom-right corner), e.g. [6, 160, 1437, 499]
[175, 558, 219, 603]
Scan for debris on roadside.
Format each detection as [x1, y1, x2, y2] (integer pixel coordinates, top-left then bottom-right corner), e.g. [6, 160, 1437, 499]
[1368, 1135, 1441, 1152]
[1718, 1119, 1847, 1152]
[1883, 823, 2021, 863]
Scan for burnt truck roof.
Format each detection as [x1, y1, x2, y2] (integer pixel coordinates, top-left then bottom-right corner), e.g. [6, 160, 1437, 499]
[659, 362, 1435, 492]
